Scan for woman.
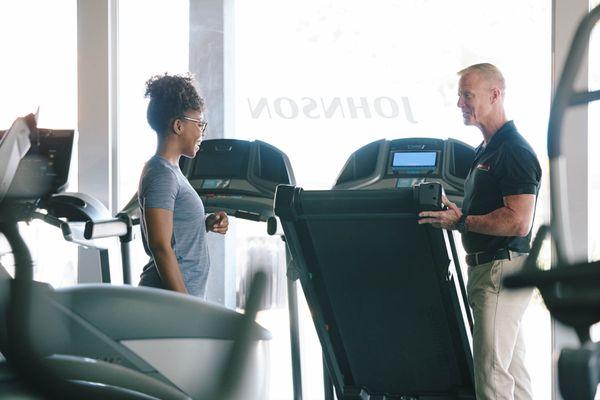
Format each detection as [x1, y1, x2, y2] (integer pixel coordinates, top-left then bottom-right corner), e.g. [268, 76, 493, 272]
[138, 73, 228, 297]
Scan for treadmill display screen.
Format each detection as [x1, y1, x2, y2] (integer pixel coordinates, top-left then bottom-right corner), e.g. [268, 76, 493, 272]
[392, 151, 437, 168]
[200, 179, 230, 189]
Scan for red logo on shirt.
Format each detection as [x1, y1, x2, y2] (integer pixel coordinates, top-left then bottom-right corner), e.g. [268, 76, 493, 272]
[476, 163, 490, 171]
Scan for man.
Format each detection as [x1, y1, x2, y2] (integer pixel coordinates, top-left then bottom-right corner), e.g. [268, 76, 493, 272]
[418, 63, 541, 400]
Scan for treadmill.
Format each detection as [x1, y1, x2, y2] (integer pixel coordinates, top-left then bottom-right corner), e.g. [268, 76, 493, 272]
[179, 138, 306, 399]
[274, 137, 476, 399]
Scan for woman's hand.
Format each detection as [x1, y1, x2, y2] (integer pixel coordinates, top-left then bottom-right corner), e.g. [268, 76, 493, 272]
[205, 211, 229, 234]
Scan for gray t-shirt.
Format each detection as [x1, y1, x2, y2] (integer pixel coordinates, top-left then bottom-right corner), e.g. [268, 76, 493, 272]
[138, 155, 210, 297]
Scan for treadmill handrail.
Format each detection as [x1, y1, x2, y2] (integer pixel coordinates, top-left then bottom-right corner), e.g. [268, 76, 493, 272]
[84, 218, 128, 240]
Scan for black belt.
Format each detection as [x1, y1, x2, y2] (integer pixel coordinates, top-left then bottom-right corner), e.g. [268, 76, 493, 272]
[465, 249, 528, 267]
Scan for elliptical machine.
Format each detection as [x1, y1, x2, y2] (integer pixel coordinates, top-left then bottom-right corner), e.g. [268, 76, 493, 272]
[0, 114, 270, 399]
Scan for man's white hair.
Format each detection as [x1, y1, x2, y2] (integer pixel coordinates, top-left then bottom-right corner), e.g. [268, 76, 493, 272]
[458, 63, 506, 95]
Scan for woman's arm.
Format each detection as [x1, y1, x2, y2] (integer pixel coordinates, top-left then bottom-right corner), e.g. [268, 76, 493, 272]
[144, 207, 188, 294]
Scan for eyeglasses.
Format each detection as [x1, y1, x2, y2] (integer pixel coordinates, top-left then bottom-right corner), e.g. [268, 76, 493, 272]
[180, 115, 208, 133]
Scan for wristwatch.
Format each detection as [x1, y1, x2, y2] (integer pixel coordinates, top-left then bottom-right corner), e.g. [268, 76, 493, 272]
[455, 214, 468, 234]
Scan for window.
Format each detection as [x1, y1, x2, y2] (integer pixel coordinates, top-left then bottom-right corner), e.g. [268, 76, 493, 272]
[117, 0, 190, 281]
[234, 1, 551, 398]
[0, 1, 77, 129]
[0, 0, 78, 287]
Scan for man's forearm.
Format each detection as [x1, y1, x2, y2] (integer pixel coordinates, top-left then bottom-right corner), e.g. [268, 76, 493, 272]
[152, 248, 188, 294]
[466, 206, 529, 237]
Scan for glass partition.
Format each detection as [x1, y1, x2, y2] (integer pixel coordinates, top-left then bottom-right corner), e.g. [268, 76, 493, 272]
[233, 1, 551, 398]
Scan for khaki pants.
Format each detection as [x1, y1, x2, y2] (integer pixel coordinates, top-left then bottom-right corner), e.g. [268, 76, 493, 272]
[467, 256, 534, 400]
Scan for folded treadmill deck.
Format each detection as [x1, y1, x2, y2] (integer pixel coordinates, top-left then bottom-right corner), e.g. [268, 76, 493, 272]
[275, 185, 474, 400]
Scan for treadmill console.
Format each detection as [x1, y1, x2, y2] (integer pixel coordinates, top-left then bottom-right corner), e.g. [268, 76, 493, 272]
[334, 138, 475, 206]
[180, 139, 296, 222]
[0, 121, 75, 202]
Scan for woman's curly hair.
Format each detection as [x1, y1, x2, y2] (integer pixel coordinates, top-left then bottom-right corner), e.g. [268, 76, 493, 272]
[145, 73, 205, 135]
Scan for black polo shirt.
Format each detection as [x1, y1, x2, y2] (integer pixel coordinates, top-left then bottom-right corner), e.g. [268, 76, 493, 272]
[461, 121, 541, 254]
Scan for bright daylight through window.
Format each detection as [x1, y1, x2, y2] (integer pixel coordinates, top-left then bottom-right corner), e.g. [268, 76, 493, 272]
[0, 0, 78, 287]
[117, 0, 190, 281]
[233, 1, 551, 398]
